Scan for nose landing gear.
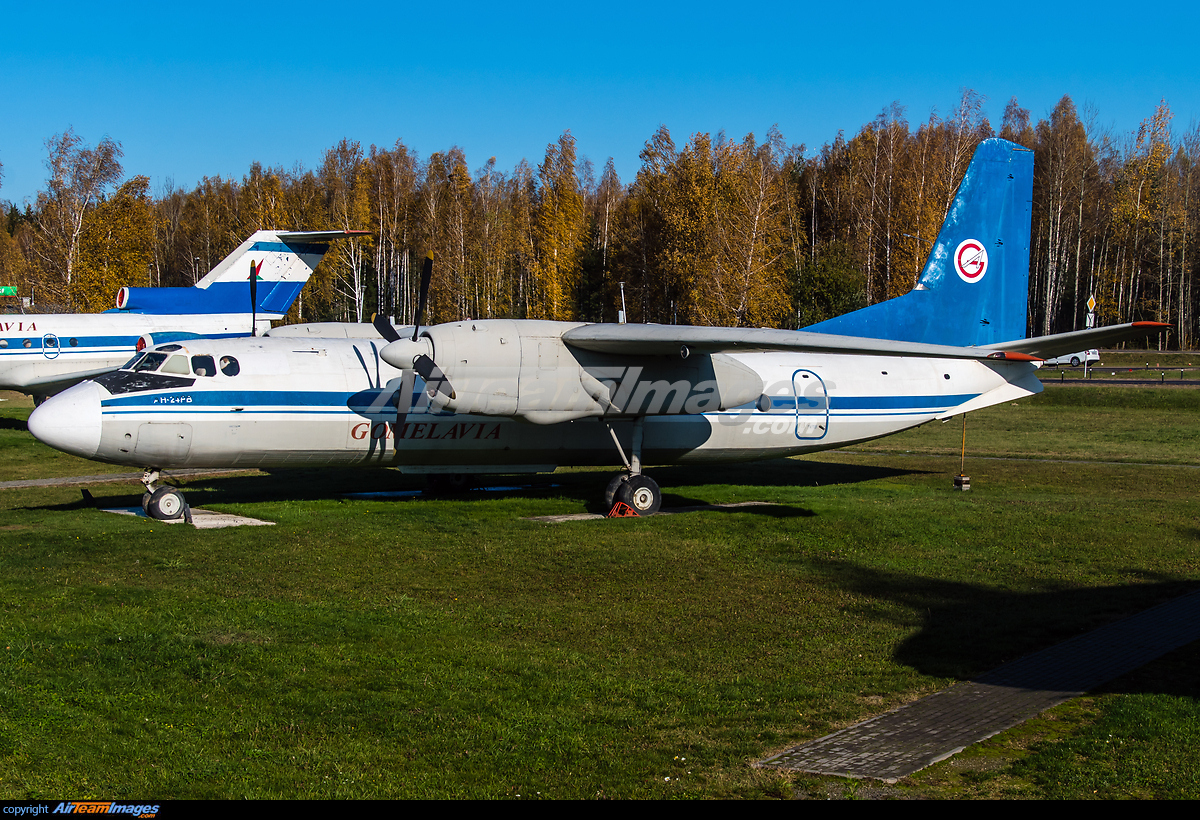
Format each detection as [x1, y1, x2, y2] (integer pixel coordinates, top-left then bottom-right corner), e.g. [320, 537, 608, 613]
[141, 469, 190, 521]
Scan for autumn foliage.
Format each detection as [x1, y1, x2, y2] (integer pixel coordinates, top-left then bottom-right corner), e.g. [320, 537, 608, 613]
[3, 92, 1199, 348]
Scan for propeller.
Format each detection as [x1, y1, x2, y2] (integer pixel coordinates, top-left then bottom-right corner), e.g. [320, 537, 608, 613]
[377, 252, 456, 430]
[250, 258, 258, 336]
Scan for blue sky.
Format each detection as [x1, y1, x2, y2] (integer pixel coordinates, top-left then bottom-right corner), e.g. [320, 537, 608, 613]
[2, 1, 1197, 207]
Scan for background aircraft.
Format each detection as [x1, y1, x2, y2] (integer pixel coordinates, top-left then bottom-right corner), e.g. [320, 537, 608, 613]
[27, 140, 1167, 519]
[0, 230, 364, 401]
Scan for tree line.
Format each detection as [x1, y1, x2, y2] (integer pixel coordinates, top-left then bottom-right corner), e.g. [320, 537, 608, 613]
[2, 90, 1198, 348]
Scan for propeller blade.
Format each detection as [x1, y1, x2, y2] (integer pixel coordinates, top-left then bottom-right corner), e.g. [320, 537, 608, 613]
[250, 258, 258, 336]
[414, 353, 456, 400]
[392, 368, 417, 431]
[412, 252, 433, 342]
[371, 313, 401, 343]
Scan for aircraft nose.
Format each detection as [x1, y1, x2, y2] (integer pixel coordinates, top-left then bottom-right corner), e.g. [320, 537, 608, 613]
[28, 381, 103, 460]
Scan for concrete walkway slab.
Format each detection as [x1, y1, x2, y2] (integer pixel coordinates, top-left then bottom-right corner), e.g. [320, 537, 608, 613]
[758, 588, 1200, 782]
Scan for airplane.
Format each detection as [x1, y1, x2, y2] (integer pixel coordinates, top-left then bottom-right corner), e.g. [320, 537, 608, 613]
[0, 230, 366, 402]
[27, 139, 1168, 520]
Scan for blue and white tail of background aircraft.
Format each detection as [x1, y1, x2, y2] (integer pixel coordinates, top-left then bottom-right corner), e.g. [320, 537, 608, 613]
[28, 141, 1168, 520]
[0, 230, 364, 401]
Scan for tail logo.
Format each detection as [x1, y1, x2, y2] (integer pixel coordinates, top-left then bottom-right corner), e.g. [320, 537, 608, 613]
[954, 239, 988, 283]
[248, 260, 264, 281]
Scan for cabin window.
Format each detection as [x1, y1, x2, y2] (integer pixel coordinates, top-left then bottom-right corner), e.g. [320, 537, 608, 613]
[132, 352, 168, 372]
[69, 338, 79, 347]
[191, 355, 216, 377]
[219, 356, 240, 376]
[0, 340, 7, 348]
[160, 355, 191, 375]
[22, 339, 31, 348]
[44, 335, 58, 348]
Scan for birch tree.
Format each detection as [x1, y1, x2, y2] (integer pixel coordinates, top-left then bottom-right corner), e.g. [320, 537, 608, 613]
[33, 129, 123, 306]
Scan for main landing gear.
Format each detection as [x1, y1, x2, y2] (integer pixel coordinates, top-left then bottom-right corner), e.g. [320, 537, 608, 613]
[141, 469, 190, 521]
[604, 417, 663, 515]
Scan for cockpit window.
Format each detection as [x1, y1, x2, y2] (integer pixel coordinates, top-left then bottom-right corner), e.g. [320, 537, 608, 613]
[219, 356, 240, 376]
[160, 355, 191, 375]
[121, 353, 144, 370]
[191, 355, 216, 377]
[132, 352, 168, 373]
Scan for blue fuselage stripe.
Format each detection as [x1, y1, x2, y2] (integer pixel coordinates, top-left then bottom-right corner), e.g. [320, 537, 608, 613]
[98, 389, 978, 415]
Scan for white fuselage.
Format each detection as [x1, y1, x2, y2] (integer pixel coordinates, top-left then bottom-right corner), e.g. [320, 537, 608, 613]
[0, 312, 269, 396]
[28, 332, 1042, 473]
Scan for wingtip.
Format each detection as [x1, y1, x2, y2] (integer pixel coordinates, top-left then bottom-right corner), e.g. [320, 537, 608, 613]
[987, 351, 1043, 362]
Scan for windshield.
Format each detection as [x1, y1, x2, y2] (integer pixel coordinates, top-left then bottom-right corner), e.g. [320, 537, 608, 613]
[131, 352, 168, 373]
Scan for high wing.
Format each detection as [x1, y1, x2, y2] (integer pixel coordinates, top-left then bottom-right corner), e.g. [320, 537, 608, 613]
[561, 321, 1171, 363]
[560, 324, 1041, 362]
[988, 322, 1171, 359]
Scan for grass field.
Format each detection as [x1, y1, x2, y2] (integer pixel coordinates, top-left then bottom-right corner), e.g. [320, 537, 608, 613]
[1, 385, 1198, 799]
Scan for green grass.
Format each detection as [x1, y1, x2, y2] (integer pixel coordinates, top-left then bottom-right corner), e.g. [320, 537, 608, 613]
[0, 386, 1198, 798]
[853, 383, 1200, 464]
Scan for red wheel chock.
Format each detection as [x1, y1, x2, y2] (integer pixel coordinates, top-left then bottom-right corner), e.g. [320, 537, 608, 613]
[606, 501, 640, 518]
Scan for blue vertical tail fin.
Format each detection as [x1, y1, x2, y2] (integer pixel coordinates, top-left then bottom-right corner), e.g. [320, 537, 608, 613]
[114, 230, 368, 316]
[804, 138, 1033, 347]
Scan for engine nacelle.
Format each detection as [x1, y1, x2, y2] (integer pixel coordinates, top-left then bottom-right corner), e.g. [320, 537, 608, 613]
[406, 320, 764, 424]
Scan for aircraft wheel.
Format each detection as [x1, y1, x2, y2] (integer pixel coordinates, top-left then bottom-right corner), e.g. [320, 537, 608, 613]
[146, 487, 186, 520]
[426, 473, 475, 494]
[604, 473, 630, 509]
[618, 475, 662, 515]
[443, 473, 475, 492]
[141, 492, 152, 514]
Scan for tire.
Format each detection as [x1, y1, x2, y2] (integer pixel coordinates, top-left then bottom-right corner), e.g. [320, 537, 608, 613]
[146, 487, 186, 520]
[617, 474, 662, 515]
[1070, 356, 1081, 367]
[141, 492, 152, 514]
[604, 473, 630, 509]
[426, 473, 475, 494]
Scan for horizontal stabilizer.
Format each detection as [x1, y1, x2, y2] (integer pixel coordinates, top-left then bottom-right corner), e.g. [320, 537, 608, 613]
[991, 322, 1171, 358]
[275, 231, 370, 243]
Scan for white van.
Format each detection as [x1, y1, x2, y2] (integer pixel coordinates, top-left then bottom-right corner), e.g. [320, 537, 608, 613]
[1043, 349, 1099, 367]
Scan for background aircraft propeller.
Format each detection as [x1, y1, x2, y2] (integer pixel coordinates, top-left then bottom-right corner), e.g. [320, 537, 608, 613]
[250, 258, 258, 336]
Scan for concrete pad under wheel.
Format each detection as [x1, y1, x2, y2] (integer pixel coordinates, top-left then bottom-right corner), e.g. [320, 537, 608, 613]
[526, 501, 778, 523]
[101, 507, 276, 529]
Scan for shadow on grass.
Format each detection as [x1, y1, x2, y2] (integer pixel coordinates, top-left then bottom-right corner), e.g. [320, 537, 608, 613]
[1094, 638, 1200, 698]
[27, 457, 926, 515]
[0, 416, 28, 431]
[804, 557, 1200, 689]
